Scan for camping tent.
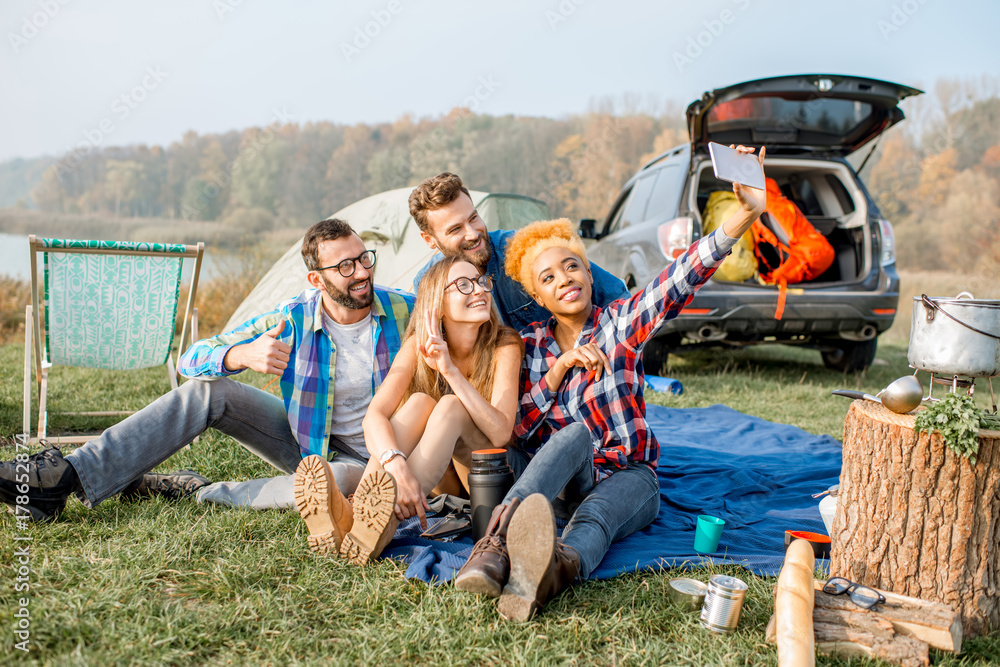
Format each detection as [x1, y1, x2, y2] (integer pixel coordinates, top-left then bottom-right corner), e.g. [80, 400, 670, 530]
[224, 188, 551, 330]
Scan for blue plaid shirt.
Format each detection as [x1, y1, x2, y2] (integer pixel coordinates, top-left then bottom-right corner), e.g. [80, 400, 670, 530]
[178, 287, 415, 459]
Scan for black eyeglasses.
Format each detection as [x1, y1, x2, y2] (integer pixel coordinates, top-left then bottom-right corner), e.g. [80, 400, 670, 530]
[445, 275, 494, 295]
[822, 577, 886, 609]
[315, 250, 377, 277]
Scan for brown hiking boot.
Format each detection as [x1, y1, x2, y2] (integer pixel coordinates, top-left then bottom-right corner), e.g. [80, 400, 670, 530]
[339, 469, 398, 565]
[294, 456, 354, 555]
[454, 497, 521, 598]
[498, 493, 581, 622]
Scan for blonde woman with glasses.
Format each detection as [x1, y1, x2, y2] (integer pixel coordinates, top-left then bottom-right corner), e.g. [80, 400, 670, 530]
[295, 256, 523, 565]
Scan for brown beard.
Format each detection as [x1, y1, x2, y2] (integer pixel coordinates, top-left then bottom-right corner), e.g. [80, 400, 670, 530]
[459, 233, 491, 272]
[319, 273, 373, 310]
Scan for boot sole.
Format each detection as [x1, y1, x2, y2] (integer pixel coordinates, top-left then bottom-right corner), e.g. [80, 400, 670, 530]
[294, 456, 350, 555]
[454, 568, 503, 598]
[498, 493, 555, 621]
[340, 469, 398, 565]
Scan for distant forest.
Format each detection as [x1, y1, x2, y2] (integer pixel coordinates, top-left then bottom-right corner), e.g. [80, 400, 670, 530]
[2, 77, 999, 274]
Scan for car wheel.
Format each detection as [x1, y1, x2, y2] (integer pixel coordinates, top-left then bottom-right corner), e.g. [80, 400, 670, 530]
[642, 339, 672, 375]
[821, 338, 878, 373]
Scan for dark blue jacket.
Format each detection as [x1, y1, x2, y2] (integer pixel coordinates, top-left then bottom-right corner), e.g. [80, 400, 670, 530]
[414, 229, 629, 332]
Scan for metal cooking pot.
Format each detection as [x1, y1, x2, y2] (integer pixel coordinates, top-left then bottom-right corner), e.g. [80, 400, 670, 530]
[908, 293, 1000, 377]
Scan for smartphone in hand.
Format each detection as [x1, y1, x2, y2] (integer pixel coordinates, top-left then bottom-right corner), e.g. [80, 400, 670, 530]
[708, 142, 765, 190]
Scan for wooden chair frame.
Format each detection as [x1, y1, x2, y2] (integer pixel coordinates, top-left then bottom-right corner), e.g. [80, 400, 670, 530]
[23, 236, 204, 444]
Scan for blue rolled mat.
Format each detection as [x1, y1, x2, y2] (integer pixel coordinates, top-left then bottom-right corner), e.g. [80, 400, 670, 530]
[645, 375, 683, 395]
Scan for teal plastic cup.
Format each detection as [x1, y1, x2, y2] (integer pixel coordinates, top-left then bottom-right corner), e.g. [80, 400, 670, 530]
[694, 515, 725, 553]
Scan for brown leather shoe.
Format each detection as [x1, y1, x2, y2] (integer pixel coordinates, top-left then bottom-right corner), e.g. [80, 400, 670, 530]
[498, 493, 581, 621]
[294, 455, 353, 555]
[339, 469, 399, 565]
[454, 497, 521, 598]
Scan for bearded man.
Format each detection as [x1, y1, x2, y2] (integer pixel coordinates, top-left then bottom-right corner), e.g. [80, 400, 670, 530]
[1, 219, 415, 520]
[409, 173, 628, 331]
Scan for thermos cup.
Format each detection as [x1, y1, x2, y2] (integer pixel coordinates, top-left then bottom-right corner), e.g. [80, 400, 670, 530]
[468, 449, 514, 541]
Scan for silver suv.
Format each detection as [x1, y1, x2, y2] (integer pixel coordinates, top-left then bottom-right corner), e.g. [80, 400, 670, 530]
[581, 74, 922, 372]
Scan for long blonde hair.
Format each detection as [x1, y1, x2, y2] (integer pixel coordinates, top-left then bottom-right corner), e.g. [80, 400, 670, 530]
[405, 256, 522, 402]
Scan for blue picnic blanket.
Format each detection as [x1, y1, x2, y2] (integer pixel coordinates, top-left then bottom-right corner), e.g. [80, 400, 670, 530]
[382, 404, 842, 583]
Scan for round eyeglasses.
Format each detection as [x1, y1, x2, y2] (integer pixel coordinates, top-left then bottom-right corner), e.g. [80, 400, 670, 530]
[445, 274, 494, 295]
[822, 577, 886, 609]
[315, 250, 377, 278]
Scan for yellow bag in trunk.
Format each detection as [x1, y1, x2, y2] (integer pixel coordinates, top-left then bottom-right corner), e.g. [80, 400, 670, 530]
[702, 191, 757, 281]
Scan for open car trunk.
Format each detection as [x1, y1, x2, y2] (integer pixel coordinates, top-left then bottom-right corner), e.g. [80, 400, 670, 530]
[686, 74, 922, 156]
[690, 157, 871, 286]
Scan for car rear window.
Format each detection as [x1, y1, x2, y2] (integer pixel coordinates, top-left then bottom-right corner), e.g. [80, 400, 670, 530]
[625, 174, 657, 225]
[707, 97, 874, 139]
[645, 166, 683, 221]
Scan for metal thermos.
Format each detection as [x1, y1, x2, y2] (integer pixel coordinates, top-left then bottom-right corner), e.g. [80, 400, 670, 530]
[468, 449, 514, 541]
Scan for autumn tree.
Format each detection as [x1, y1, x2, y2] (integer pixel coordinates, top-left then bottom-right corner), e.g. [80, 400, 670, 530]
[323, 124, 380, 214]
[104, 160, 144, 217]
[917, 148, 959, 208]
[227, 126, 292, 219]
[866, 130, 922, 220]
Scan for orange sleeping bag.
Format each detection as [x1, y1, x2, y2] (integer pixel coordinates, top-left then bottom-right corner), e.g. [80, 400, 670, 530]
[752, 178, 836, 318]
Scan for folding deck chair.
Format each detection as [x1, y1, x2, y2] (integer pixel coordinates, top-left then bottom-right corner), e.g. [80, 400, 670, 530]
[23, 236, 204, 444]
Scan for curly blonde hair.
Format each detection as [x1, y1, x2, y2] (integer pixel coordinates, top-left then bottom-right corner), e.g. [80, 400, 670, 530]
[503, 218, 590, 293]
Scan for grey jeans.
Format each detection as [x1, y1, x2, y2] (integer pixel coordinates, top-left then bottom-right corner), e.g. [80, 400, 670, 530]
[66, 377, 364, 508]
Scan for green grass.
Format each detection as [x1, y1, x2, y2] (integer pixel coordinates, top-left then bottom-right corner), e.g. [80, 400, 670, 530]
[1, 340, 999, 666]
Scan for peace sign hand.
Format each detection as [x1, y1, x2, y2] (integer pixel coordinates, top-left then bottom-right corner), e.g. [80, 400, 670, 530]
[418, 308, 455, 375]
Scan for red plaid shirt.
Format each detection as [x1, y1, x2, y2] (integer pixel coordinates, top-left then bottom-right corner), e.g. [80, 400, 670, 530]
[515, 228, 737, 479]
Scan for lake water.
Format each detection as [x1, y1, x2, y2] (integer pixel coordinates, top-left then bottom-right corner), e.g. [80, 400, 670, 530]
[0, 232, 225, 282]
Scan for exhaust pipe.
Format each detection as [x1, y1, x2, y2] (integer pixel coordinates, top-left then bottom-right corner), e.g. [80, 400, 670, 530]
[841, 324, 877, 342]
[688, 325, 728, 342]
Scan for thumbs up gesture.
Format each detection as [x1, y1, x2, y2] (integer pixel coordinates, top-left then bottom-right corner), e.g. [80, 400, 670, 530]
[223, 319, 292, 375]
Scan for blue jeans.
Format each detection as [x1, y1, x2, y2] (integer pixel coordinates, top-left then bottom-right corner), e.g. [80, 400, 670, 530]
[504, 423, 660, 578]
[66, 378, 356, 508]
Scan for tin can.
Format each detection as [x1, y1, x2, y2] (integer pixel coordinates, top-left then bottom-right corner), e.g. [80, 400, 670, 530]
[668, 578, 707, 612]
[699, 574, 748, 634]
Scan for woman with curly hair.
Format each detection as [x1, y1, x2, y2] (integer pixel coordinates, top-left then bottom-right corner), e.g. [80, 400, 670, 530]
[295, 256, 523, 565]
[455, 146, 768, 620]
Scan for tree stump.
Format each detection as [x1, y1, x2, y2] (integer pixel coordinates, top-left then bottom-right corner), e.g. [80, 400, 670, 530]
[831, 400, 1000, 637]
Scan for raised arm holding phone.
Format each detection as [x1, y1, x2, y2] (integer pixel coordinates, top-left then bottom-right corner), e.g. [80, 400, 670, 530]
[454, 146, 767, 621]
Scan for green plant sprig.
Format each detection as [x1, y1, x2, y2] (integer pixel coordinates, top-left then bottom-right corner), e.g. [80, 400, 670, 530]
[914, 392, 982, 463]
[980, 410, 1000, 431]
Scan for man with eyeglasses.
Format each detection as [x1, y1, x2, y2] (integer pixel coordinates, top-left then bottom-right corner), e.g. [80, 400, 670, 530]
[408, 172, 629, 331]
[0, 219, 415, 521]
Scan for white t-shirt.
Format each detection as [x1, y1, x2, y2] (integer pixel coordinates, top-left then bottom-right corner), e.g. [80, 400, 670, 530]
[323, 309, 374, 459]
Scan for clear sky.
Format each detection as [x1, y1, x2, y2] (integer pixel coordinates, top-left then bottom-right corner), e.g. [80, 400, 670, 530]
[1, 0, 996, 163]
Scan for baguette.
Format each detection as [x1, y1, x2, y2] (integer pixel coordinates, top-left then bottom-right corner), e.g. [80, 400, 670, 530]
[776, 539, 816, 666]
